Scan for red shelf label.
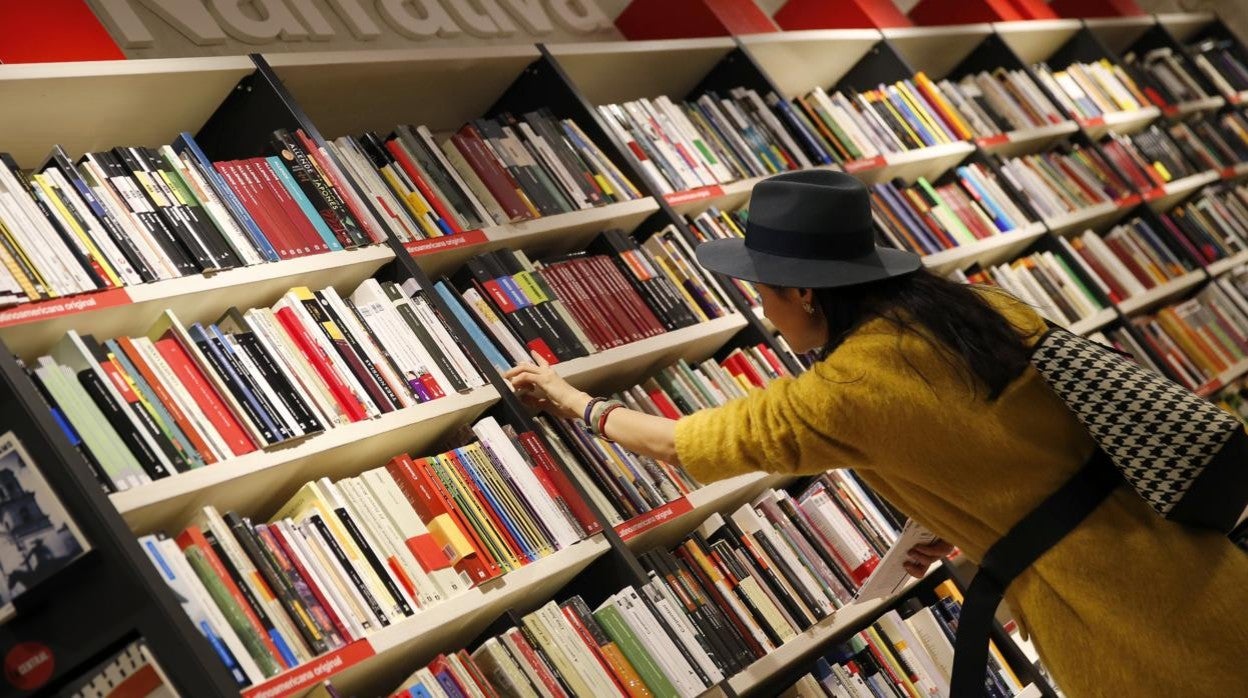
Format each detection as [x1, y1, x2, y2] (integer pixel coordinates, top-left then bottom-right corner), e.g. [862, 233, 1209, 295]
[243, 641, 375, 698]
[1196, 379, 1224, 398]
[1078, 117, 1106, 127]
[975, 134, 1009, 147]
[1161, 104, 1180, 117]
[616, 497, 694, 540]
[403, 229, 488, 257]
[1117, 195, 1142, 208]
[0, 288, 130, 329]
[665, 186, 724, 205]
[1222, 167, 1237, 180]
[1144, 188, 1165, 202]
[844, 156, 886, 174]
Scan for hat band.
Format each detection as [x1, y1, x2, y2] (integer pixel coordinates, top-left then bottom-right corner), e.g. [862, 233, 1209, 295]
[744, 218, 875, 261]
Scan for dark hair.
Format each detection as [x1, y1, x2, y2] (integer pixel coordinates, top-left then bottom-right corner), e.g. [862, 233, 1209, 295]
[810, 269, 1034, 400]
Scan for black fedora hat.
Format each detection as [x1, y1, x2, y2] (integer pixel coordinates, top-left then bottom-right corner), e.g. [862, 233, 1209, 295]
[696, 169, 921, 289]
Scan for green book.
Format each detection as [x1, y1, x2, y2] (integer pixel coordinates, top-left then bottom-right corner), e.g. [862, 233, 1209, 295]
[593, 598, 679, 698]
[183, 545, 282, 678]
[655, 368, 705, 413]
[1050, 255, 1103, 310]
[104, 339, 203, 470]
[916, 178, 977, 246]
[807, 97, 863, 161]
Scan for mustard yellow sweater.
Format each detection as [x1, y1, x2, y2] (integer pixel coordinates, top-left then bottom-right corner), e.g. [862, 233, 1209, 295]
[674, 291, 1248, 697]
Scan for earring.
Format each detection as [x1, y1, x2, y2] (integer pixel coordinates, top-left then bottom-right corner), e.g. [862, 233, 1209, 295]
[802, 302, 815, 315]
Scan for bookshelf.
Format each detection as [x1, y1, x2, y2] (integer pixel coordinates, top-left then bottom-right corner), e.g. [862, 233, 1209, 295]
[8, 13, 1248, 697]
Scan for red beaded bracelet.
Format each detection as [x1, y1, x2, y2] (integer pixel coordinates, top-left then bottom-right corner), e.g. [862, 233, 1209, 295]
[596, 402, 625, 440]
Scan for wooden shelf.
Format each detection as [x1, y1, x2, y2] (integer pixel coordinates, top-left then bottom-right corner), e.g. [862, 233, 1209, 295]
[976, 121, 1079, 158]
[1162, 95, 1225, 117]
[850, 142, 976, 185]
[0, 245, 395, 361]
[738, 30, 883, 99]
[406, 198, 662, 278]
[617, 472, 796, 552]
[548, 38, 736, 106]
[1206, 250, 1248, 278]
[1044, 201, 1124, 236]
[112, 386, 499, 535]
[723, 574, 927, 696]
[921, 222, 1049, 275]
[1076, 107, 1161, 138]
[243, 535, 610, 698]
[664, 177, 762, 217]
[1083, 16, 1156, 54]
[1116, 270, 1207, 315]
[882, 24, 995, 80]
[992, 20, 1084, 65]
[0, 56, 255, 169]
[1145, 170, 1220, 211]
[1069, 307, 1119, 336]
[1217, 357, 1248, 388]
[556, 313, 749, 395]
[264, 46, 540, 136]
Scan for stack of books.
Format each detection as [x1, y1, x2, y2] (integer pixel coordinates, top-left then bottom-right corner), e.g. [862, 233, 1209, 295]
[1095, 133, 1171, 193]
[534, 349, 791, 527]
[1215, 110, 1248, 161]
[1105, 126, 1209, 186]
[1126, 279, 1248, 391]
[24, 279, 484, 493]
[1032, 60, 1152, 121]
[779, 75, 973, 168]
[1066, 216, 1200, 302]
[597, 90, 809, 196]
[1166, 119, 1244, 172]
[438, 231, 734, 371]
[330, 114, 642, 239]
[937, 69, 1069, 137]
[685, 206, 760, 308]
[781, 580, 1030, 698]
[951, 246, 1111, 328]
[1188, 39, 1248, 100]
[1123, 47, 1213, 107]
[0, 131, 388, 310]
[1157, 185, 1248, 266]
[135, 414, 594, 689]
[997, 144, 1137, 220]
[870, 166, 1035, 257]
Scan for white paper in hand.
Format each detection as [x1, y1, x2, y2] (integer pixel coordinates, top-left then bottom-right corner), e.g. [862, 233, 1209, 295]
[854, 519, 937, 602]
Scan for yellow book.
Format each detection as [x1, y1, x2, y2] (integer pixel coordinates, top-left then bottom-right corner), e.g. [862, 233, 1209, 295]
[0, 217, 41, 301]
[379, 166, 442, 238]
[915, 72, 975, 140]
[31, 173, 121, 287]
[430, 452, 521, 571]
[872, 91, 924, 149]
[893, 82, 952, 145]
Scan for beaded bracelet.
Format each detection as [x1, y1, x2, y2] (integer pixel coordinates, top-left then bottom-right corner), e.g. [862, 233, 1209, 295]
[595, 402, 625, 441]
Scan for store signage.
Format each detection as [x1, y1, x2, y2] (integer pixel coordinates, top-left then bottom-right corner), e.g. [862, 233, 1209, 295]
[87, 0, 617, 57]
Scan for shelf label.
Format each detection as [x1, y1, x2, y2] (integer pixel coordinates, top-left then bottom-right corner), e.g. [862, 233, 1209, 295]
[244, 641, 375, 698]
[1144, 187, 1165, 202]
[1077, 116, 1106, 127]
[665, 186, 724, 206]
[404, 230, 488, 257]
[1116, 194, 1142, 209]
[0, 288, 131, 329]
[616, 497, 694, 540]
[975, 134, 1009, 147]
[844, 156, 886, 174]
[1222, 167, 1237, 180]
[1161, 104, 1180, 117]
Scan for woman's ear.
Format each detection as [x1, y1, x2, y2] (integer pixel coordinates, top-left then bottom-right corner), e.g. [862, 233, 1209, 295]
[796, 288, 816, 316]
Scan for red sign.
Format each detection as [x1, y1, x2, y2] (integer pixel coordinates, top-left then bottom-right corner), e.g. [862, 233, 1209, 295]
[844, 156, 886, 173]
[975, 134, 1009, 147]
[1222, 167, 1237, 180]
[1143, 187, 1164, 202]
[243, 641, 375, 698]
[1116, 194, 1142, 209]
[4, 643, 54, 692]
[1161, 105, 1180, 117]
[403, 230, 488, 257]
[0, 288, 131, 329]
[665, 186, 725, 206]
[616, 497, 694, 540]
[1077, 116, 1106, 128]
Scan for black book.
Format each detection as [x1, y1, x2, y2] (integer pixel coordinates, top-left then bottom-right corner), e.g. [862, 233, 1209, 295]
[140, 146, 243, 269]
[380, 281, 470, 394]
[76, 363, 170, 481]
[201, 527, 285, 655]
[23, 358, 115, 493]
[392, 124, 484, 231]
[271, 130, 363, 249]
[473, 118, 566, 217]
[523, 109, 605, 207]
[41, 146, 157, 283]
[331, 504, 413, 618]
[669, 545, 760, 666]
[490, 248, 588, 358]
[587, 231, 683, 332]
[295, 292, 392, 414]
[707, 539, 786, 648]
[636, 580, 714, 687]
[111, 147, 218, 271]
[217, 307, 324, 435]
[186, 323, 279, 445]
[622, 229, 702, 327]
[741, 515, 831, 622]
[498, 114, 579, 213]
[639, 551, 737, 675]
[478, 251, 577, 360]
[307, 513, 390, 626]
[208, 326, 297, 442]
[313, 290, 402, 411]
[719, 515, 814, 631]
[452, 258, 560, 363]
[224, 512, 330, 656]
[82, 151, 200, 275]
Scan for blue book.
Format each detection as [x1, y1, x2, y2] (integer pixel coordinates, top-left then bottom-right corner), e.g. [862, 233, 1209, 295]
[434, 281, 510, 372]
[956, 167, 1015, 232]
[885, 87, 938, 147]
[187, 323, 280, 445]
[208, 324, 296, 441]
[495, 274, 532, 310]
[433, 667, 467, 698]
[407, 684, 435, 698]
[104, 338, 204, 470]
[874, 182, 941, 254]
[1131, 219, 1187, 270]
[453, 446, 537, 564]
[173, 132, 280, 262]
[772, 98, 834, 165]
[265, 156, 343, 252]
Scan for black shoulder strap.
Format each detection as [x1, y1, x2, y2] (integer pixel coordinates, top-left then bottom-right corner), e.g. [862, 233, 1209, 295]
[949, 449, 1120, 696]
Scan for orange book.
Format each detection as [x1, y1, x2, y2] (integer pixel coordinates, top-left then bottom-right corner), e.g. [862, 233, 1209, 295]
[914, 73, 975, 141]
[1156, 308, 1227, 375]
[115, 336, 218, 465]
[560, 599, 653, 698]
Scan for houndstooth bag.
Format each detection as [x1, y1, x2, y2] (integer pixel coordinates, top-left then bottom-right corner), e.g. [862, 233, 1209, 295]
[1029, 325, 1248, 533]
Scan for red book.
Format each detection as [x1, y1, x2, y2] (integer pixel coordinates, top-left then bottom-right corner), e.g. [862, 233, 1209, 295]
[540, 265, 608, 351]
[726, 352, 767, 389]
[385, 137, 464, 235]
[589, 255, 665, 338]
[516, 430, 602, 536]
[296, 129, 384, 245]
[216, 161, 296, 259]
[503, 628, 568, 698]
[428, 655, 472, 696]
[542, 263, 622, 348]
[451, 125, 534, 222]
[385, 454, 500, 584]
[1069, 239, 1126, 302]
[754, 344, 788, 377]
[575, 257, 645, 343]
[1103, 236, 1157, 288]
[647, 387, 684, 419]
[267, 522, 356, 643]
[249, 158, 325, 255]
[454, 649, 500, 698]
[154, 337, 256, 457]
[560, 604, 630, 696]
[176, 526, 283, 665]
[117, 336, 217, 465]
[274, 306, 368, 422]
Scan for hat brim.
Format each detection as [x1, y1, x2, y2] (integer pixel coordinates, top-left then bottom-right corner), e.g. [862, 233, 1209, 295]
[696, 237, 923, 289]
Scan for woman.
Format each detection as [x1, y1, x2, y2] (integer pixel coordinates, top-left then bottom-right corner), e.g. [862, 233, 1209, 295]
[505, 170, 1248, 697]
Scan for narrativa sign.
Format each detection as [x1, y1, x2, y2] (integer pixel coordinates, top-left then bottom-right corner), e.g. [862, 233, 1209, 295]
[87, 0, 616, 54]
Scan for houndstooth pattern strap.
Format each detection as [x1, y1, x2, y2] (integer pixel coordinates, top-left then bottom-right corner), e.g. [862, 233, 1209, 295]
[1030, 328, 1241, 515]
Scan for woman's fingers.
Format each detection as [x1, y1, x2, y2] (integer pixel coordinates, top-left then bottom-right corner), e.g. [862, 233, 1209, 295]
[911, 541, 954, 558]
[530, 350, 552, 368]
[902, 560, 928, 579]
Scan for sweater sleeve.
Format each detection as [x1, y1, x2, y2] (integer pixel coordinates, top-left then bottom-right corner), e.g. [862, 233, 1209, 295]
[673, 339, 882, 484]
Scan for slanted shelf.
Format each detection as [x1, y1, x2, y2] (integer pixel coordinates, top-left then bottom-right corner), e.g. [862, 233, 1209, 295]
[1115, 269, 1207, 315]
[1089, 20, 1229, 121]
[1145, 170, 1221, 212]
[616, 472, 796, 550]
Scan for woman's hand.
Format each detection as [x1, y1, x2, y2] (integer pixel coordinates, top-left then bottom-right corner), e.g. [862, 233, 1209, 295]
[904, 539, 954, 579]
[503, 352, 592, 421]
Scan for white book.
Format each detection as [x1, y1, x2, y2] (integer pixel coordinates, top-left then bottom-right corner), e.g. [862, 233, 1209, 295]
[295, 516, 382, 634]
[500, 629, 559, 698]
[1040, 251, 1095, 318]
[638, 97, 716, 188]
[538, 602, 622, 697]
[640, 579, 723, 685]
[904, 606, 956, 684]
[315, 477, 413, 619]
[1082, 231, 1147, 296]
[276, 290, 381, 419]
[795, 488, 877, 582]
[223, 333, 306, 439]
[616, 589, 702, 697]
[244, 307, 345, 429]
[404, 283, 486, 389]
[876, 610, 947, 697]
[656, 95, 735, 183]
[41, 167, 144, 286]
[338, 475, 439, 607]
[1, 165, 100, 293]
[471, 417, 581, 548]
[0, 186, 81, 296]
[855, 519, 937, 603]
[275, 518, 365, 641]
[517, 120, 591, 210]
[417, 667, 452, 698]
[695, 95, 768, 176]
[76, 158, 181, 280]
[595, 104, 671, 194]
[522, 607, 595, 696]
[416, 124, 496, 226]
[624, 100, 706, 190]
[151, 537, 262, 686]
[165, 147, 264, 266]
[317, 285, 415, 409]
[381, 281, 456, 393]
[461, 285, 530, 364]
[834, 663, 876, 698]
[731, 503, 833, 618]
[359, 467, 467, 599]
[351, 278, 443, 398]
[472, 637, 541, 698]
[331, 139, 419, 242]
